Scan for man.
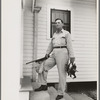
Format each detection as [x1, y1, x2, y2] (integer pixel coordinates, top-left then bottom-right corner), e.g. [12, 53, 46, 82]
[35, 18, 75, 100]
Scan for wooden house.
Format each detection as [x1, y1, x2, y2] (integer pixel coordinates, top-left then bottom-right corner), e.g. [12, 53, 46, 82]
[22, 0, 97, 83]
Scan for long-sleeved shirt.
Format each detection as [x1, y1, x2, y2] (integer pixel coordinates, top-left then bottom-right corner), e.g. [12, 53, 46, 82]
[46, 29, 74, 58]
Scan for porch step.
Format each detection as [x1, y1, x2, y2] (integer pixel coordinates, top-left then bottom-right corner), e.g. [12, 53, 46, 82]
[20, 76, 33, 92]
[30, 91, 50, 100]
[19, 92, 29, 100]
[30, 82, 74, 100]
[19, 76, 33, 100]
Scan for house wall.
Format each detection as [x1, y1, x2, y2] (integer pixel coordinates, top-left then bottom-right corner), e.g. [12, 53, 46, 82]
[23, 0, 34, 77]
[34, 0, 97, 82]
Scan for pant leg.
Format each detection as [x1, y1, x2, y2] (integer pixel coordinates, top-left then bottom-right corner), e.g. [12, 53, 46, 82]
[38, 55, 56, 85]
[54, 48, 69, 95]
[38, 71, 48, 85]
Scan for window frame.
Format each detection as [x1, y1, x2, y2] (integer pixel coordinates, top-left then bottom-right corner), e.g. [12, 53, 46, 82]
[50, 9, 71, 38]
[47, 5, 74, 40]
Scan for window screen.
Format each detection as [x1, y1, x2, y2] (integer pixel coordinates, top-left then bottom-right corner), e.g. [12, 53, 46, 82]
[50, 9, 71, 38]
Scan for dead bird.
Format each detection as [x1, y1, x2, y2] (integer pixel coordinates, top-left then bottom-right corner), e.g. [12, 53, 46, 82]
[66, 63, 78, 79]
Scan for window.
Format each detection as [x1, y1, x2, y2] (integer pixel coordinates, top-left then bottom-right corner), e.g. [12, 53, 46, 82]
[50, 9, 71, 38]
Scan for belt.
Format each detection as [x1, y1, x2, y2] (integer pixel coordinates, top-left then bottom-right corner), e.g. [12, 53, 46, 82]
[53, 46, 67, 49]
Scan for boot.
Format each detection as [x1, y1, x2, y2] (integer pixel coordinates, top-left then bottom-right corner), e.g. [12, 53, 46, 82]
[56, 95, 63, 100]
[34, 85, 48, 92]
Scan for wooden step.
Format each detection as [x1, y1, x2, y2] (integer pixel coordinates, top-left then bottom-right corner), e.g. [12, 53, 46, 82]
[20, 76, 33, 92]
[30, 91, 50, 100]
[30, 83, 74, 100]
[19, 92, 29, 100]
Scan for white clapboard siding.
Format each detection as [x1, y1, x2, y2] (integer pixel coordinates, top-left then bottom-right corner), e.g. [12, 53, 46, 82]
[35, 0, 97, 82]
[23, 0, 34, 77]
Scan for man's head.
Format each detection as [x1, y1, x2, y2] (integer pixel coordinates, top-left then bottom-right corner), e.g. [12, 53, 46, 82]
[55, 18, 64, 30]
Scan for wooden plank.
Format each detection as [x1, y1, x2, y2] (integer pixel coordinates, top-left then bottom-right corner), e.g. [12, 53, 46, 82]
[30, 91, 50, 100]
[19, 92, 29, 100]
[20, 76, 33, 92]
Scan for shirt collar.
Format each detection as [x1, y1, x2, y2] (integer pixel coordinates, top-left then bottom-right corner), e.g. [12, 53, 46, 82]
[55, 29, 64, 33]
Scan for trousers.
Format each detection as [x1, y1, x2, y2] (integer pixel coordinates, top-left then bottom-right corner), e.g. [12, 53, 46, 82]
[38, 48, 69, 95]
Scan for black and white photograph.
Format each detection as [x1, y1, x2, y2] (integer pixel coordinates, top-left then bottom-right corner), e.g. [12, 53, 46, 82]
[2, 0, 98, 100]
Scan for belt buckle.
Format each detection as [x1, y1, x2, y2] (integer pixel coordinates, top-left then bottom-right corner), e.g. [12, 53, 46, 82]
[59, 46, 62, 48]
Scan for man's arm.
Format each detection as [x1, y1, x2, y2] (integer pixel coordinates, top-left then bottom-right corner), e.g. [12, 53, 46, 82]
[65, 32, 75, 63]
[46, 39, 53, 55]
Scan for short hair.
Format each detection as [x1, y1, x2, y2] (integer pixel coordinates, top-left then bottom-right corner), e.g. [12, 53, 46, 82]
[55, 18, 64, 23]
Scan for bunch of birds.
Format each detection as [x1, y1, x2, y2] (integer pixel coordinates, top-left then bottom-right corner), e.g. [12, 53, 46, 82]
[66, 62, 78, 79]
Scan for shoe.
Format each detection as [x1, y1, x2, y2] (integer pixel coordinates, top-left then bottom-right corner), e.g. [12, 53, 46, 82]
[34, 85, 48, 92]
[56, 95, 63, 100]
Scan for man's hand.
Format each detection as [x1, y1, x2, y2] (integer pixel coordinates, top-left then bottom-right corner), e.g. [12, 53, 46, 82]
[45, 54, 50, 59]
[70, 57, 75, 64]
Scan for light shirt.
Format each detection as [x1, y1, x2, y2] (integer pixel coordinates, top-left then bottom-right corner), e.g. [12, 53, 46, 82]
[46, 29, 74, 58]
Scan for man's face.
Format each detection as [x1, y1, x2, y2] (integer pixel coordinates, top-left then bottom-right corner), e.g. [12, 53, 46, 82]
[55, 20, 63, 29]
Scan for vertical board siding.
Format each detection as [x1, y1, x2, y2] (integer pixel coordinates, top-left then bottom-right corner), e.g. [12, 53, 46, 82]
[23, 0, 34, 77]
[35, 0, 97, 82]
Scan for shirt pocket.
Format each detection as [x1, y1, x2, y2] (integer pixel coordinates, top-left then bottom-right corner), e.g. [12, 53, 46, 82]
[60, 36, 66, 45]
[61, 36, 65, 39]
[60, 33, 66, 39]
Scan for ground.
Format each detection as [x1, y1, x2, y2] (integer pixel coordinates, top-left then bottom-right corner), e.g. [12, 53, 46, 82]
[30, 82, 97, 100]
